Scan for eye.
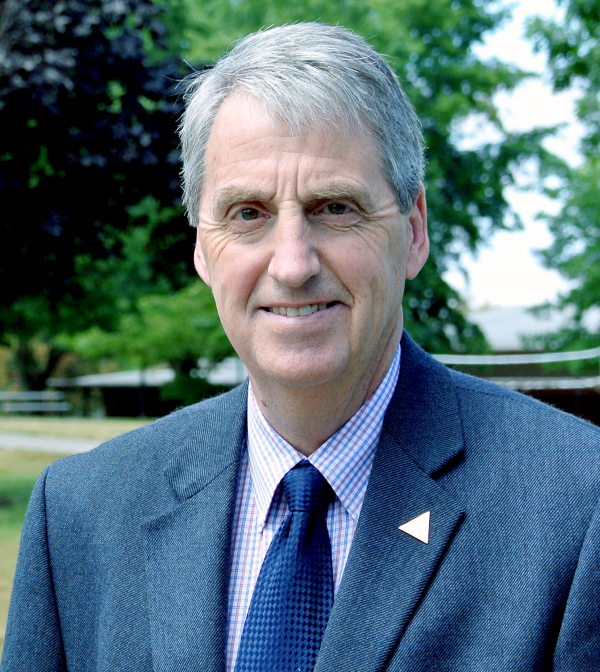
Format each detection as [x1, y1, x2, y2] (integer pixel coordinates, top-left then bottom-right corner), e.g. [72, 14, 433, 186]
[237, 208, 260, 221]
[323, 203, 350, 215]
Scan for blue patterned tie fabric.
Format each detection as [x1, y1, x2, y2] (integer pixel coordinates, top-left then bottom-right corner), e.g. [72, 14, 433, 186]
[234, 460, 335, 672]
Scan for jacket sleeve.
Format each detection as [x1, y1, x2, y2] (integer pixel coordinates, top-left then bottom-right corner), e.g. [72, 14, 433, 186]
[1, 467, 66, 671]
[553, 497, 600, 670]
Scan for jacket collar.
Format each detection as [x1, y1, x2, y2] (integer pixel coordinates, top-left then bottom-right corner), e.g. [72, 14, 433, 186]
[142, 382, 248, 672]
[144, 333, 465, 672]
[384, 331, 464, 476]
[164, 381, 248, 502]
[162, 331, 461, 496]
[315, 332, 466, 672]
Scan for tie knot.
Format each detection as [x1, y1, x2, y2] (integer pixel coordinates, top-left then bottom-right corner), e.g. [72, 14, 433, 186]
[283, 461, 333, 513]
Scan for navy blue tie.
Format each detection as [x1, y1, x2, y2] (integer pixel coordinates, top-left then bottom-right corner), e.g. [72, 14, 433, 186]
[234, 460, 335, 672]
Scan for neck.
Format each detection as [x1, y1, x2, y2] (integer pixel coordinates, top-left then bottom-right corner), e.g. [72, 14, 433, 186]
[249, 324, 402, 456]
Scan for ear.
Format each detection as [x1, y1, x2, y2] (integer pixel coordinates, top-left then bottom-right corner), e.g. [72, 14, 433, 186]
[405, 183, 429, 280]
[193, 227, 212, 287]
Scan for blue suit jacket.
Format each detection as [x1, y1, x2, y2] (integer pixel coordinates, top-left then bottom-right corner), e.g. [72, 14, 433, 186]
[3, 333, 600, 671]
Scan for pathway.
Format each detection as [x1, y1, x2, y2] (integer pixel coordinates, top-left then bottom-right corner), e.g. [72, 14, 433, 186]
[0, 432, 99, 454]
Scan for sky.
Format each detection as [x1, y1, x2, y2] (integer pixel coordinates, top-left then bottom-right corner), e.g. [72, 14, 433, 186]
[443, 0, 582, 310]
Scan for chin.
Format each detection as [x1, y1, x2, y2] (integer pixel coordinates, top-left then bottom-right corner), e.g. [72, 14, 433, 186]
[252, 348, 350, 389]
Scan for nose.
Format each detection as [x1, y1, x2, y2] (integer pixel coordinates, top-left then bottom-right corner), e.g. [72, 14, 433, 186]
[267, 211, 320, 288]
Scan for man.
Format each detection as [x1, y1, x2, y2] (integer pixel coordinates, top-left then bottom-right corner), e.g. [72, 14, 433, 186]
[3, 23, 600, 672]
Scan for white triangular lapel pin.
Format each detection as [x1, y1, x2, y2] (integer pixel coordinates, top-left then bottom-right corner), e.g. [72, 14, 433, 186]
[399, 511, 430, 544]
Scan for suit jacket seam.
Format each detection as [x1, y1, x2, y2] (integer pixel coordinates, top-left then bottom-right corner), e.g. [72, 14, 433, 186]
[39, 466, 68, 667]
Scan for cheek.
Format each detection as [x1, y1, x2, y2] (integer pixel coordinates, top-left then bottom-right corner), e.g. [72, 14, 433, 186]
[337, 242, 393, 299]
[347, 247, 405, 323]
[211, 246, 264, 311]
[377, 231, 408, 299]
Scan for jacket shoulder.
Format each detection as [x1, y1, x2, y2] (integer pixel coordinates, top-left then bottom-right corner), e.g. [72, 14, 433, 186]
[43, 383, 248, 511]
[449, 367, 600, 449]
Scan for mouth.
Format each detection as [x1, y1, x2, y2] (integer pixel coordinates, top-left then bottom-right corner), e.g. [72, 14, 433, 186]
[262, 301, 340, 317]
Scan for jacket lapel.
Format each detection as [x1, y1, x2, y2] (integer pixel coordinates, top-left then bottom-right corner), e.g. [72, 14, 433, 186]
[141, 334, 465, 672]
[142, 384, 248, 672]
[315, 334, 465, 672]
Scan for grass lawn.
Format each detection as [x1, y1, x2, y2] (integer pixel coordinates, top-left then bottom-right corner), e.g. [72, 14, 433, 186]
[0, 416, 152, 442]
[0, 449, 72, 663]
[0, 417, 152, 662]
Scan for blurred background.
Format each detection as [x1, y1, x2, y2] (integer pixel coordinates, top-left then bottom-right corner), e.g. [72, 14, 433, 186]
[1, 0, 600, 655]
[1, 0, 600, 421]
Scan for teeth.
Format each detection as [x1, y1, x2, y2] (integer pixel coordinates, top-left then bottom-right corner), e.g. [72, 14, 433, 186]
[269, 304, 324, 316]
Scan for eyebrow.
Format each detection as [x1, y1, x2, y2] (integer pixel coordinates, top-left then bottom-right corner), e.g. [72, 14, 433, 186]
[303, 184, 376, 213]
[211, 182, 376, 219]
[211, 186, 272, 219]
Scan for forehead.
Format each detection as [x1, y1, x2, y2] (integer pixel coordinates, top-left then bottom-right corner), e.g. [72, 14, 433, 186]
[201, 92, 388, 207]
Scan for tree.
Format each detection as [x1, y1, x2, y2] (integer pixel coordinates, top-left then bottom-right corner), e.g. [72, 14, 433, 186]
[1, 0, 563, 402]
[526, 0, 600, 365]
[0, 0, 191, 388]
[62, 280, 235, 404]
[171, 0, 558, 353]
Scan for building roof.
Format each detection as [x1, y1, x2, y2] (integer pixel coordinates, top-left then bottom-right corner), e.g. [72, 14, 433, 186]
[469, 306, 562, 352]
[48, 357, 248, 389]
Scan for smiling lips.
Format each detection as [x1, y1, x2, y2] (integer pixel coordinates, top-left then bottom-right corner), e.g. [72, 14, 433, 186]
[266, 302, 337, 317]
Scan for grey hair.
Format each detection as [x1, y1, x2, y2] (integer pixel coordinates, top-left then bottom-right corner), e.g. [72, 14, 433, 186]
[179, 22, 424, 225]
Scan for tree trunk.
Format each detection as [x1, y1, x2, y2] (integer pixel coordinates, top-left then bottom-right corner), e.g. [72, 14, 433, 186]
[14, 339, 64, 391]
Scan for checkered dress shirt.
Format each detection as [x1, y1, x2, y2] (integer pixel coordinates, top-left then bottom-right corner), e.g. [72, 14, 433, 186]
[226, 344, 401, 671]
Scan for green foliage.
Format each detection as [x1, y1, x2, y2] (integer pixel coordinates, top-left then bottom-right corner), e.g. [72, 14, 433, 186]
[528, 0, 600, 151]
[527, 1, 600, 362]
[3, 194, 191, 390]
[63, 280, 234, 371]
[0, 0, 191, 388]
[2, 0, 568, 401]
[62, 279, 235, 406]
[160, 374, 229, 407]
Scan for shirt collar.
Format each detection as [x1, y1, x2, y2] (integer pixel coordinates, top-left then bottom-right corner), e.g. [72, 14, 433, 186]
[247, 344, 401, 531]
